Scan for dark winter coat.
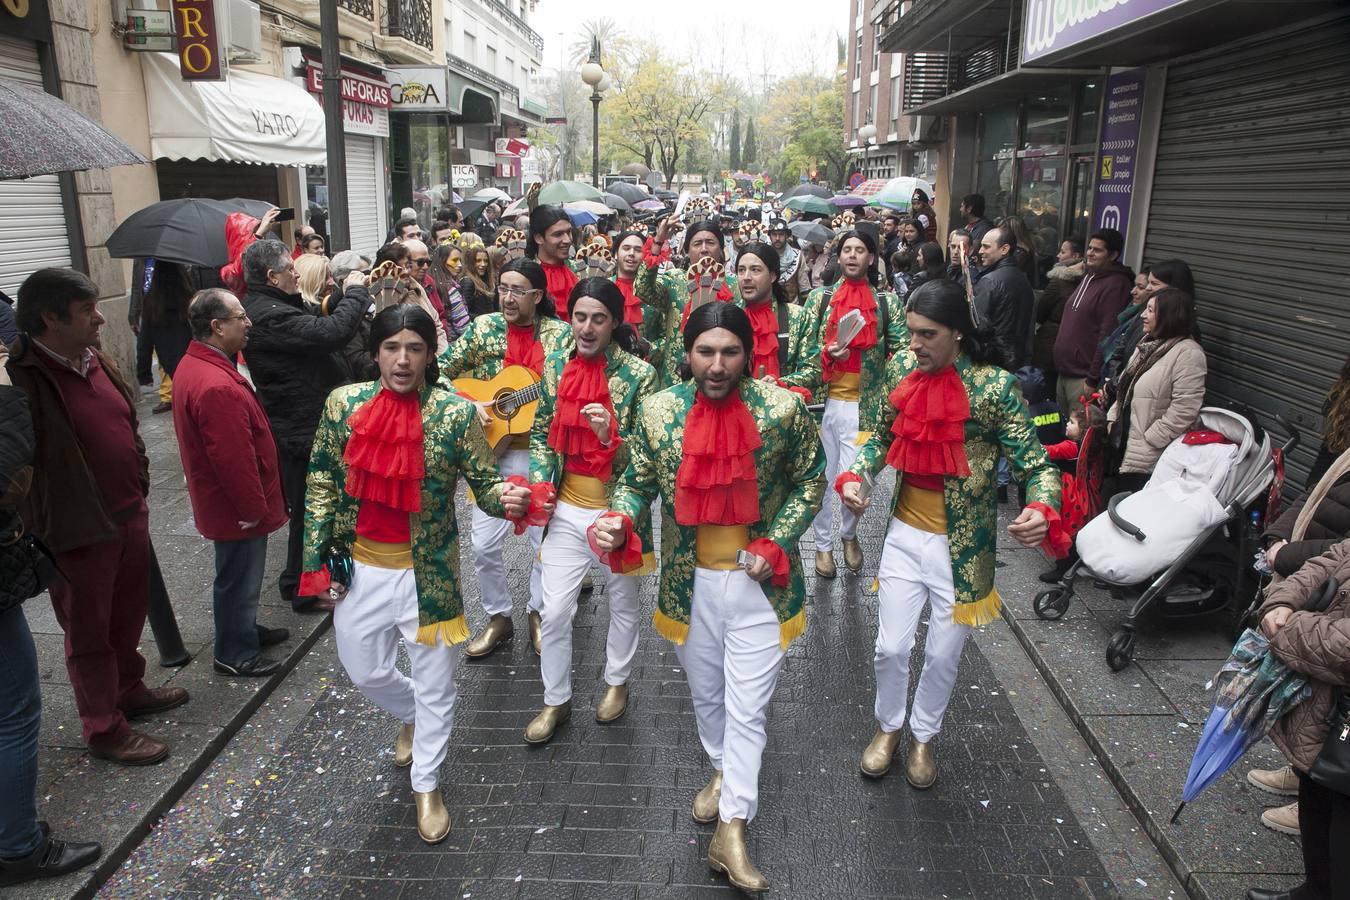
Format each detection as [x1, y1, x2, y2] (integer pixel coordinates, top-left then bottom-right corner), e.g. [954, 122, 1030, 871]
[241, 283, 365, 457]
[1259, 539, 1350, 773]
[0, 385, 33, 510]
[1053, 263, 1133, 380]
[972, 256, 1035, 371]
[171, 341, 288, 542]
[1031, 261, 1085, 373]
[1264, 472, 1350, 577]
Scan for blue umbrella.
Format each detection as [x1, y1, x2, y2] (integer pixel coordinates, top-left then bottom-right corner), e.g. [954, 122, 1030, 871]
[564, 208, 599, 227]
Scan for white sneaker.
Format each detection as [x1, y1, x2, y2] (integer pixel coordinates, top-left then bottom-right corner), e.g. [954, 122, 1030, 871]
[1247, 764, 1299, 797]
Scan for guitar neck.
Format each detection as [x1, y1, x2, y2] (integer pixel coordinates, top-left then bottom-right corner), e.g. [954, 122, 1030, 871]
[500, 382, 543, 409]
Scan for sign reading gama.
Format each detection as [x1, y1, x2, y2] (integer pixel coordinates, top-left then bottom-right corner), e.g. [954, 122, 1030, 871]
[1022, 0, 1193, 63]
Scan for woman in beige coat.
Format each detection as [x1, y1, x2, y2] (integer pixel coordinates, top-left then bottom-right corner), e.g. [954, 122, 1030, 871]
[1106, 287, 1207, 490]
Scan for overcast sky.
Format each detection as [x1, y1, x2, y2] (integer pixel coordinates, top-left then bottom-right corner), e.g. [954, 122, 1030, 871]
[529, 0, 847, 86]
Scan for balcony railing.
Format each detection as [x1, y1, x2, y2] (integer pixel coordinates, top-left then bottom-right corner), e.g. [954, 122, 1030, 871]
[386, 0, 433, 49]
[338, 0, 373, 19]
[484, 0, 544, 55]
[901, 30, 1019, 111]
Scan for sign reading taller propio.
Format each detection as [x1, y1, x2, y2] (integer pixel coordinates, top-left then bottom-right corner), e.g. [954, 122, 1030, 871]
[1090, 68, 1145, 243]
[172, 0, 223, 81]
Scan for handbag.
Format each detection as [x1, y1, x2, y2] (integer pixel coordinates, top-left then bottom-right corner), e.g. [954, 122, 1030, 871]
[0, 513, 60, 612]
[1309, 690, 1350, 796]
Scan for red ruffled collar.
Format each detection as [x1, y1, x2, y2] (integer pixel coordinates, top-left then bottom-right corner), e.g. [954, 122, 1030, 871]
[744, 300, 779, 379]
[885, 365, 971, 479]
[615, 277, 642, 326]
[343, 388, 425, 512]
[505, 322, 544, 374]
[542, 261, 579, 314]
[548, 352, 617, 480]
[675, 387, 762, 525]
[822, 278, 877, 377]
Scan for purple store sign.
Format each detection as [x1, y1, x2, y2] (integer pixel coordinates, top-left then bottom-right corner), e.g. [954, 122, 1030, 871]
[1023, 0, 1193, 63]
[1091, 68, 1145, 242]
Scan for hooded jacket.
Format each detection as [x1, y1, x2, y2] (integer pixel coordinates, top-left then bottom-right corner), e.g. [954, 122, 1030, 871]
[1032, 260, 1086, 373]
[1052, 263, 1132, 379]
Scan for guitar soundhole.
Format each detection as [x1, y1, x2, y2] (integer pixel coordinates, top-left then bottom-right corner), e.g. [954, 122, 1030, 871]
[494, 390, 515, 418]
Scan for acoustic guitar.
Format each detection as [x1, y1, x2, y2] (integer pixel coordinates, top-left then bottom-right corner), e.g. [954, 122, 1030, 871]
[452, 365, 543, 451]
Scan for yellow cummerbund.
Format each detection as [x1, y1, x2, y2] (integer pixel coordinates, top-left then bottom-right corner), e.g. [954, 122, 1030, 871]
[353, 535, 414, 570]
[559, 472, 609, 510]
[828, 371, 861, 402]
[894, 483, 947, 534]
[695, 524, 749, 570]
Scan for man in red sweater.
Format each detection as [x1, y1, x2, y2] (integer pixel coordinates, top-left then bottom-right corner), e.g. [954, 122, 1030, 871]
[1051, 228, 1133, 414]
[6, 269, 189, 766]
[173, 289, 291, 676]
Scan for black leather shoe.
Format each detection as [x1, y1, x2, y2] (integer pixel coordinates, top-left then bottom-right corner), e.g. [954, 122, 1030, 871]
[213, 656, 281, 677]
[256, 625, 290, 647]
[0, 834, 102, 886]
[1246, 888, 1296, 900]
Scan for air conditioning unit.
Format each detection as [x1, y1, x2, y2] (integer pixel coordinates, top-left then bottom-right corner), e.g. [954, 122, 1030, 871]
[223, 0, 263, 63]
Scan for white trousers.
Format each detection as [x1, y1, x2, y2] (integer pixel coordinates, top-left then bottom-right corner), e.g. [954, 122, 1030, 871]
[470, 449, 543, 616]
[334, 561, 459, 792]
[873, 518, 972, 741]
[812, 397, 861, 547]
[674, 569, 785, 824]
[538, 500, 641, 706]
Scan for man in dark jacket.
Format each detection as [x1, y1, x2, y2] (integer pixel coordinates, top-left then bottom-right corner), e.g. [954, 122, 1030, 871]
[1051, 228, 1133, 414]
[961, 194, 995, 260]
[6, 269, 188, 766]
[240, 240, 366, 613]
[973, 225, 1035, 371]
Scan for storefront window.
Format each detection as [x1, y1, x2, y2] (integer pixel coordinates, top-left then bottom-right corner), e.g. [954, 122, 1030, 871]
[1023, 92, 1069, 155]
[1074, 80, 1104, 146]
[407, 114, 450, 229]
[1017, 158, 1063, 261]
[976, 106, 1018, 220]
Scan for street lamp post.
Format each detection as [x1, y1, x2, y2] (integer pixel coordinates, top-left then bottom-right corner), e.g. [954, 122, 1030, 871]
[858, 121, 877, 183]
[580, 37, 608, 188]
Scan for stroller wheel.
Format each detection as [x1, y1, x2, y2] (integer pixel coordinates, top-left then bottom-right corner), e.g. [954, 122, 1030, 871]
[1106, 630, 1136, 672]
[1033, 588, 1070, 620]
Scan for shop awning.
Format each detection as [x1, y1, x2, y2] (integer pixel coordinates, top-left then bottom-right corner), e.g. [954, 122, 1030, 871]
[904, 66, 1103, 116]
[142, 53, 326, 166]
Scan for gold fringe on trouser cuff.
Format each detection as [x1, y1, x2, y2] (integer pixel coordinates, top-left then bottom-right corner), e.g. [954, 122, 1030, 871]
[653, 608, 690, 645]
[415, 615, 470, 647]
[778, 609, 805, 651]
[951, 589, 1002, 627]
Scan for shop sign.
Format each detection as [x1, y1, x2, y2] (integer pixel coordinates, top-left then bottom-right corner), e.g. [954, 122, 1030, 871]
[305, 63, 390, 138]
[387, 66, 449, 112]
[123, 9, 175, 52]
[172, 0, 224, 81]
[451, 165, 477, 189]
[1023, 0, 1192, 63]
[520, 155, 541, 185]
[1090, 68, 1145, 242]
[2, 0, 53, 43]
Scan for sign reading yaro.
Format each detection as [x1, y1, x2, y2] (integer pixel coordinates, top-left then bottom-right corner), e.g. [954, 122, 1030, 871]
[172, 0, 223, 81]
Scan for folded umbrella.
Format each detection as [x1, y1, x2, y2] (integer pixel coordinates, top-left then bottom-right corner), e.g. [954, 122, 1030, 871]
[0, 77, 147, 178]
[106, 197, 276, 268]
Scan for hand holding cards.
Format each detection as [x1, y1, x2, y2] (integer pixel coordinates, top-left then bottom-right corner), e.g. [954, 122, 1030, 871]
[834, 308, 866, 348]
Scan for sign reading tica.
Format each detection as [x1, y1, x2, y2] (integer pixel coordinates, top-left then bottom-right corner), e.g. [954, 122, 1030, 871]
[172, 0, 223, 81]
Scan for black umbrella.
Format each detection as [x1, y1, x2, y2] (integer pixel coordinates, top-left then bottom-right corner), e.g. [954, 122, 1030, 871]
[458, 198, 489, 222]
[789, 220, 835, 246]
[654, 189, 679, 201]
[782, 183, 832, 200]
[600, 192, 632, 213]
[0, 78, 147, 179]
[606, 182, 649, 204]
[106, 198, 276, 268]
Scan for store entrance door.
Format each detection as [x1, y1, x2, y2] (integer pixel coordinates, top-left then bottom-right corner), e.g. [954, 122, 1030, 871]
[1066, 154, 1095, 244]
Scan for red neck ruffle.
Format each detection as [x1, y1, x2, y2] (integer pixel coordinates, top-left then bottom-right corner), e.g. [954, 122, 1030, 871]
[822, 278, 877, 376]
[615, 276, 643, 326]
[505, 322, 544, 374]
[885, 365, 971, 478]
[343, 388, 425, 512]
[548, 353, 616, 480]
[542, 261, 578, 314]
[674, 388, 762, 525]
[744, 300, 780, 379]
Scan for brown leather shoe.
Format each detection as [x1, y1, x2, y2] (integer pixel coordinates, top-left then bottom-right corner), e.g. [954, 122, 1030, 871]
[122, 686, 189, 719]
[89, 730, 169, 766]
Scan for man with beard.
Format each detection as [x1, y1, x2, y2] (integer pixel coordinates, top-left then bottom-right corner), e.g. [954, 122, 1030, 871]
[735, 241, 820, 399]
[765, 219, 800, 303]
[592, 303, 823, 894]
[525, 205, 582, 315]
[609, 230, 663, 359]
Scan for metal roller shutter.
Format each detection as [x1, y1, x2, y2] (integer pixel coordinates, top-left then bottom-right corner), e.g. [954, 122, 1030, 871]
[0, 36, 72, 298]
[1141, 11, 1350, 487]
[345, 135, 383, 259]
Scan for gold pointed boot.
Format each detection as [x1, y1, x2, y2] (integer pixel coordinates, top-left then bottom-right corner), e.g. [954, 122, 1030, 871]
[814, 550, 837, 579]
[393, 722, 414, 768]
[523, 700, 571, 745]
[906, 737, 937, 790]
[595, 684, 629, 724]
[464, 614, 513, 659]
[707, 817, 769, 893]
[528, 609, 543, 656]
[413, 788, 451, 844]
[859, 728, 903, 779]
[690, 769, 723, 824]
[842, 538, 864, 572]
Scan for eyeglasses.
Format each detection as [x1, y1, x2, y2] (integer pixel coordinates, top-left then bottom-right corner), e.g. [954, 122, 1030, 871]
[220, 313, 249, 322]
[497, 285, 539, 299]
[409, 257, 431, 268]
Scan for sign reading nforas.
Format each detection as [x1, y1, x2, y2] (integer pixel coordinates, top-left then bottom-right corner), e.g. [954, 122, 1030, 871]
[172, 0, 223, 81]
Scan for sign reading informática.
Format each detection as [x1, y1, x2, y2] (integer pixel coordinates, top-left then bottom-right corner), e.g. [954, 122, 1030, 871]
[1090, 68, 1145, 242]
[1022, 0, 1192, 63]
[172, 0, 224, 81]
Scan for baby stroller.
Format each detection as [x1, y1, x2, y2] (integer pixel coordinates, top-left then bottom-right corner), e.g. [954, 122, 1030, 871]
[1032, 406, 1298, 672]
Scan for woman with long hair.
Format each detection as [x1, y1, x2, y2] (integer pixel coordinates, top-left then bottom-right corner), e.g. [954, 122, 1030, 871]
[294, 253, 333, 314]
[460, 244, 497, 319]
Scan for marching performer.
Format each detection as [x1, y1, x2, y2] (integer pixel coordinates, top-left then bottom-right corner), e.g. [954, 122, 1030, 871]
[838, 281, 1066, 788]
[593, 303, 824, 893]
[439, 258, 573, 657]
[522, 278, 659, 743]
[611, 229, 665, 358]
[801, 230, 907, 578]
[525, 205, 581, 315]
[300, 305, 533, 843]
[734, 241, 821, 399]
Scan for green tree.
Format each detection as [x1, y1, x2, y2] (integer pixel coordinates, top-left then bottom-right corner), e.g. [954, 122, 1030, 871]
[743, 117, 757, 167]
[729, 108, 741, 172]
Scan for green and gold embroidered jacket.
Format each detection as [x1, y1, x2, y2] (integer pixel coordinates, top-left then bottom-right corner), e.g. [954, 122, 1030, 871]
[610, 378, 825, 649]
[304, 382, 508, 646]
[800, 279, 909, 428]
[437, 312, 573, 380]
[635, 261, 740, 387]
[850, 353, 1061, 626]
[738, 297, 823, 400]
[528, 343, 660, 572]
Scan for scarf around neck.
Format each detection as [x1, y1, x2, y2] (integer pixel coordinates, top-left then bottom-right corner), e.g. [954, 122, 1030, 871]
[343, 388, 426, 512]
[548, 352, 617, 480]
[674, 387, 762, 525]
[823, 278, 877, 375]
[744, 300, 780, 379]
[505, 321, 544, 373]
[615, 276, 643, 326]
[885, 365, 971, 480]
[541, 261, 578, 314]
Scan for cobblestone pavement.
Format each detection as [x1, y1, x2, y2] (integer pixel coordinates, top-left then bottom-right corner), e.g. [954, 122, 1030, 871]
[87, 472, 1187, 899]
